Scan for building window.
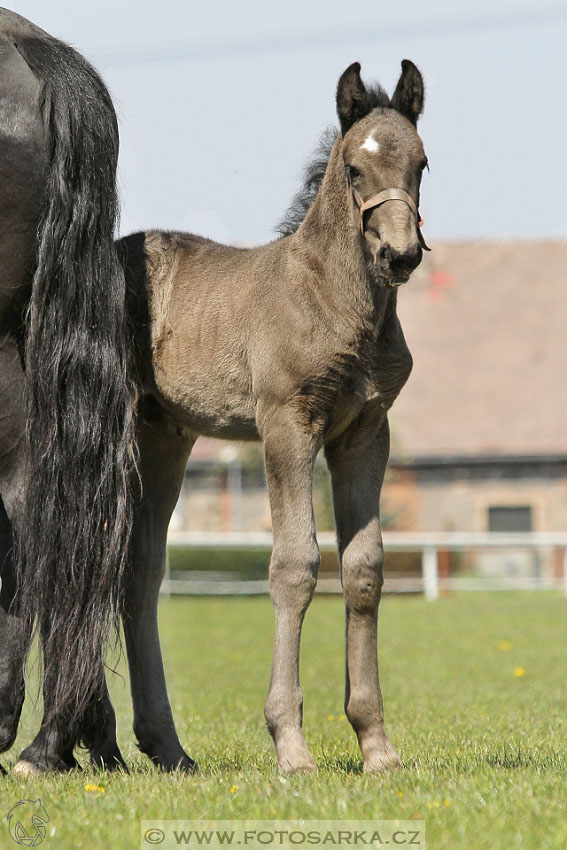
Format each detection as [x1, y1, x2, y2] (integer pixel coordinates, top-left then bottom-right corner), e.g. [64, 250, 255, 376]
[488, 506, 533, 532]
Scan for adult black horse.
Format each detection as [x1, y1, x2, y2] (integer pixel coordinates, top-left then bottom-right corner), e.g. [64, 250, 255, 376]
[0, 8, 137, 772]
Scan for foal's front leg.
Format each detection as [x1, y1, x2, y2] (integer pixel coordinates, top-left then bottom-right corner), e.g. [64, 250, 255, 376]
[325, 416, 401, 772]
[261, 406, 320, 772]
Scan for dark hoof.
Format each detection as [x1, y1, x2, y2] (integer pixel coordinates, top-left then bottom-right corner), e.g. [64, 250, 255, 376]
[145, 751, 198, 773]
[176, 754, 198, 773]
[15, 748, 79, 774]
[153, 755, 198, 773]
[90, 749, 129, 773]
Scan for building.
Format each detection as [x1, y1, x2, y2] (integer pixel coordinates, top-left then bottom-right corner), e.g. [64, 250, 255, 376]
[389, 240, 567, 531]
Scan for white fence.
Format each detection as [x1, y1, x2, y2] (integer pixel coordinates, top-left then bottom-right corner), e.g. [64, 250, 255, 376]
[165, 531, 567, 600]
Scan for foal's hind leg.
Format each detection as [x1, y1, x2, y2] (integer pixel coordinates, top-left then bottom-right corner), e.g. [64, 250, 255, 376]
[261, 405, 320, 772]
[325, 415, 401, 772]
[124, 401, 195, 771]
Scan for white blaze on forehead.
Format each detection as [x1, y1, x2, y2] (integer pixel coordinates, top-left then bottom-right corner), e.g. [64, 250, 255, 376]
[361, 131, 379, 153]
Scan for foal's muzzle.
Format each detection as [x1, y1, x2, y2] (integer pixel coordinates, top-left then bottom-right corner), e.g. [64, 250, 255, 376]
[378, 241, 422, 286]
[352, 186, 429, 287]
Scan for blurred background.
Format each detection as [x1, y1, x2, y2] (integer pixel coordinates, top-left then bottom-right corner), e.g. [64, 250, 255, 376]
[12, 0, 567, 593]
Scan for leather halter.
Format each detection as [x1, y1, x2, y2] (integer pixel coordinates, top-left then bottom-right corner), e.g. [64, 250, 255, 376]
[352, 187, 431, 251]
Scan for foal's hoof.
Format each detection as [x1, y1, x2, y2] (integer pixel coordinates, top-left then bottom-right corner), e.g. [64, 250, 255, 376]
[277, 744, 318, 773]
[279, 756, 318, 774]
[362, 746, 402, 773]
[12, 759, 44, 778]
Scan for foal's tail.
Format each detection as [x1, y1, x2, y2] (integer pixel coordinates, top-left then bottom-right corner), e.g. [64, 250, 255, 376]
[16, 33, 138, 721]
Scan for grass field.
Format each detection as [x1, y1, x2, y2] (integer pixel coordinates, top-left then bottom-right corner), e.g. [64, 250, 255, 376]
[1, 592, 566, 849]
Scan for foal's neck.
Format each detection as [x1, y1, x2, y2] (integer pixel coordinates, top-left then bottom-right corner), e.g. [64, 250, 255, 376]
[294, 136, 388, 323]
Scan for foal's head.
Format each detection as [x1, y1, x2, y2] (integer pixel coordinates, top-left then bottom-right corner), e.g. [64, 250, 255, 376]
[337, 60, 428, 287]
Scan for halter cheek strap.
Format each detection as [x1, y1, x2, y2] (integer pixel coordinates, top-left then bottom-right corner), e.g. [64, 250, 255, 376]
[352, 187, 431, 252]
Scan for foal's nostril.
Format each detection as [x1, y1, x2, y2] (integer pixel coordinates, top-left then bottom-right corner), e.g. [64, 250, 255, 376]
[380, 243, 422, 276]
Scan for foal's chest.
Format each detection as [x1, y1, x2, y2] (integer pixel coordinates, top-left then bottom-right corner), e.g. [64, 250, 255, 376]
[324, 334, 412, 443]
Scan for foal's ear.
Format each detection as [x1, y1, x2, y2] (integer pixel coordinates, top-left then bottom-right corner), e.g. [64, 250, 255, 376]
[336, 62, 371, 136]
[391, 59, 424, 125]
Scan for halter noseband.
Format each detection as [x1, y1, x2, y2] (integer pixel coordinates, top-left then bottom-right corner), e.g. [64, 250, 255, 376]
[352, 187, 431, 251]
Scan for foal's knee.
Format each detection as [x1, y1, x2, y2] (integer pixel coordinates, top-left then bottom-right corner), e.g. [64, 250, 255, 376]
[342, 544, 384, 614]
[269, 540, 319, 610]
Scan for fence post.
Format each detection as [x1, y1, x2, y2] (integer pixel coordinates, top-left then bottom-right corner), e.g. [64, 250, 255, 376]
[423, 545, 439, 601]
[162, 548, 171, 598]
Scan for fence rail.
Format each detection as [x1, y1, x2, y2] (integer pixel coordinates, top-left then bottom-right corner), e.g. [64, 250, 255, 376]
[165, 531, 567, 599]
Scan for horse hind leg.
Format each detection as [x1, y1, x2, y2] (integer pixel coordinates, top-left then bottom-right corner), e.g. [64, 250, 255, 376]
[80, 684, 127, 772]
[0, 344, 124, 776]
[12, 675, 127, 776]
[0, 339, 33, 770]
[0, 497, 29, 766]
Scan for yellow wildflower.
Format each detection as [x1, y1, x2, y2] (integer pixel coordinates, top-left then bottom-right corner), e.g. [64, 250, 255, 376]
[514, 667, 526, 677]
[85, 784, 105, 793]
[497, 639, 513, 651]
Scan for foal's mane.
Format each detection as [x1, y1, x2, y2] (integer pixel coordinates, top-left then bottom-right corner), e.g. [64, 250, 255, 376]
[276, 81, 391, 237]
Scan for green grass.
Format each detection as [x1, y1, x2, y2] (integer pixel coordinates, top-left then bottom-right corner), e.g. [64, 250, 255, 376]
[1, 592, 566, 849]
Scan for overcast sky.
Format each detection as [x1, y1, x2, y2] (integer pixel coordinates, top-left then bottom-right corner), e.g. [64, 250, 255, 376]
[8, 0, 567, 245]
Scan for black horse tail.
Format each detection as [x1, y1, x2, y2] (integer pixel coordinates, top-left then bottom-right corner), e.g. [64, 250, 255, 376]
[16, 33, 138, 722]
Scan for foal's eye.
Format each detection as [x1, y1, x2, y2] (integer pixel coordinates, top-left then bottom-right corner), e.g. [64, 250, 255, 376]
[346, 164, 361, 181]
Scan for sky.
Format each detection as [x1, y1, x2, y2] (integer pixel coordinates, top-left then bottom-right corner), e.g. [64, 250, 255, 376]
[7, 0, 567, 245]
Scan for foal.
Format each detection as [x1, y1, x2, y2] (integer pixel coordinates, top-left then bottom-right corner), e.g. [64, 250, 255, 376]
[112, 59, 428, 773]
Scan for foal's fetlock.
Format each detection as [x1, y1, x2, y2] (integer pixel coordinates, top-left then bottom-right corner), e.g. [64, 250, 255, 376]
[357, 729, 401, 773]
[265, 695, 316, 772]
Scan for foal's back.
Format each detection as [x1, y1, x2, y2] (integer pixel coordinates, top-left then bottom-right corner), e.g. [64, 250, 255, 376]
[121, 228, 351, 440]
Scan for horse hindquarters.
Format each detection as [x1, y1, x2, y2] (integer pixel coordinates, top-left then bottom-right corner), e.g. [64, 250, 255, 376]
[0, 10, 136, 772]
